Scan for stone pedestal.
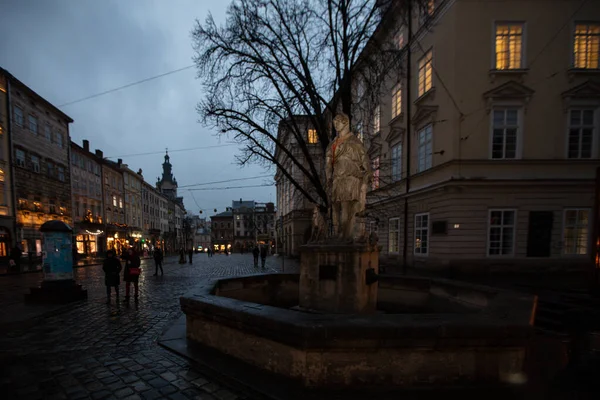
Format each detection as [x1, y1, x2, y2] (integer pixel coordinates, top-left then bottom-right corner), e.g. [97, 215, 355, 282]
[299, 242, 379, 314]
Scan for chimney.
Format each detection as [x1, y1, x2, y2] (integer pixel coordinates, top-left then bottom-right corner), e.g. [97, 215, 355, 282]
[137, 168, 143, 176]
[95, 149, 103, 159]
[117, 159, 122, 167]
[82, 139, 89, 152]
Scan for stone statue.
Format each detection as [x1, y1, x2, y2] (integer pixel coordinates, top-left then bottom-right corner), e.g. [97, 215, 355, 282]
[325, 113, 372, 240]
[309, 204, 327, 242]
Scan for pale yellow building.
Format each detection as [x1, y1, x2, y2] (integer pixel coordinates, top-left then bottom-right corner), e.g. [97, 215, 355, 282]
[358, 0, 599, 273]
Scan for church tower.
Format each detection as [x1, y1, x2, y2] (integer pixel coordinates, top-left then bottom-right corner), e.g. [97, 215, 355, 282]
[156, 151, 178, 200]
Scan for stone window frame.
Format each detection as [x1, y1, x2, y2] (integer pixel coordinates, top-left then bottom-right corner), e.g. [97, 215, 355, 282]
[28, 114, 38, 135]
[30, 154, 41, 173]
[13, 105, 24, 127]
[391, 143, 402, 182]
[562, 208, 591, 256]
[15, 148, 26, 168]
[416, 124, 433, 173]
[487, 209, 517, 257]
[489, 106, 523, 160]
[566, 107, 597, 159]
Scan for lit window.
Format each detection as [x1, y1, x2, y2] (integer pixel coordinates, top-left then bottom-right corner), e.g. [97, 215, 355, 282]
[391, 143, 402, 181]
[112, 196, 117, 207]
[119, 198, 123, 209]
[373, 105, 381, 134]
[417, 125, 432, 172]
[563, 209, 590, 255]
[495, 23, 524, 70]
[427, 0, 434, 15]
[371, 157, 380, 190]
[414, 213, 429, 255]
[28, 115, 38, 134]
[488, 210, 515, 256]
[15, 149, 25, 167]
[574, 23, 600, 69]
[388, 218, 399, 253]
[57, 167, 65, 182]
[568, 109, 595, 159]
[392, 85, 402, 119]
[418, 50, 433, 97]
[13, 106, 23, 127]
[31, 155, 40, 173]
[307, 129, 318, 144]
[491, 108, 520, 159]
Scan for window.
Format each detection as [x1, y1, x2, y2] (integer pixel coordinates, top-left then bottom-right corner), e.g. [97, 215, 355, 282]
[420, 0, 435, 23]
[31, 155, 40, 173]
[392, 85, 402, 119]
[414, 213, 429, 255]
[563, 209, 590, 255]
[371, 157, 380, 190]
[573, 23, 600, 69]
[55, 131, 63, 148]
[495, 23, 524, 70]
[49, 199, 56, 215]
[418, 50, 433, 97]
[16, 149, 25, 167]
[391, 143, 402, 181]
[568, 109, 595, 159]
[388, 218, 399, 253]
[373, 105, 381, 134]
[47, 161, 54, 177]
[417, 125, 433, 172]
[45, 125, 51, 141]
[14, 106, 24, 127]
[28, 115, 38, 134]
[112, 196, 117, 207]
[307, 129, 318, 144]
[57, 167, 65, 182]
[119, 198, 123, 209]
[488, 210, 515, 256]
[491, 108, 519, 159]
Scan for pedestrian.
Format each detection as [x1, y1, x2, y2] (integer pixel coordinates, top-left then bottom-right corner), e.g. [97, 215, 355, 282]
[179, 248, 186, 264]
[252, 246, 259, 268]
[260, 245, 267, 269]
[102, 250, 122, 304]
[188, 248, 193, 264]
[153, 246, 164, 276]
[9, 245, 22, 273]
[123, 248, 141, 301]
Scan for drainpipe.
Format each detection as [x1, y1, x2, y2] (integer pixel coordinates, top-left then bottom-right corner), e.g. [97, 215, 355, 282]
[6, 78, 18, 248]
[402, 0, 413, 275]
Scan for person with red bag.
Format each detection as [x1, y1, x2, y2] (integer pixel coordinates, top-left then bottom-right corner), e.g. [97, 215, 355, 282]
[123, 247, 141, 301]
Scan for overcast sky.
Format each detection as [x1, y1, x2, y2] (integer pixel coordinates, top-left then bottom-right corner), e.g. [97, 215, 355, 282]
[0, 0, 276, 216]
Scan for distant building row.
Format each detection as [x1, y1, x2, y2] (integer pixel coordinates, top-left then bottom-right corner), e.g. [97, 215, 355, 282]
[0, 67, 187, 263]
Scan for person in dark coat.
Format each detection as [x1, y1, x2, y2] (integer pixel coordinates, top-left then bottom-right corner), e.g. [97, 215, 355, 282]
[260, 245, 268, 269]
[252, 246, 259, 268]
[188, 248, 193, 264]
[179, 248, 186, 264]
[123, 248, 141, 300]
[153, 246, 164, 276]
[102, 250, 122, 304]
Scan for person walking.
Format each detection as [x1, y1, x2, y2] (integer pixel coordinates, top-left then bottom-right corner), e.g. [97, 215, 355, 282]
[179, 248, 186, 264]
[260, 245, 268, 269]
[123, 248, 141, 301]
[153, 246, 164, 276]
[252, 246, 259, 268]
[102, 250, 122, 304]
[188, 248, 193, 264]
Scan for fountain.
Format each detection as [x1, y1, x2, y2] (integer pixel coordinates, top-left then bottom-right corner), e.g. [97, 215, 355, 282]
[162, 114, 536, 397]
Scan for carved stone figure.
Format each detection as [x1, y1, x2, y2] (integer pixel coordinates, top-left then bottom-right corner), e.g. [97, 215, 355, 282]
[309, 204, 327, 242]
[325, 113, 372, 240]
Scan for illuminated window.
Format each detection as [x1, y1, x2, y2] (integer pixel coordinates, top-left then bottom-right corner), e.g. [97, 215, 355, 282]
[391, 85, 402, 119]
[568, 109, 595, 159]
[414, 213, 429, 255]
[0, 169, 4, 182]
[417, 125, 433, 172]
[418, 50, 433, 97]
[488, 210, 515, 256]
[427, 0, 434, 15]
[307, 129, 318, 144]
[495, 23, 524, 70]
[28, 115, 38, 134]
[371, 157, 380, 190]
[574, 23, 600, 69]
[491, 108, 520, 159]
[391, 143, 402, 181]
[563, 209, 590, 255]
[388, 218, 399, 253]
[13, 106, 23, 127]
[119, 198, 123, 209]
[373, 105, 381, 134]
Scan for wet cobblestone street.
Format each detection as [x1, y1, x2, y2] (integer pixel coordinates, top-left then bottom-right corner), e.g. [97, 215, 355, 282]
[0, 254, 297, 400]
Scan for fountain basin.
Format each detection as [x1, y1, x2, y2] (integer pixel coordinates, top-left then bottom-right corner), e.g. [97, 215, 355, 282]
[179, 273, 536, 389]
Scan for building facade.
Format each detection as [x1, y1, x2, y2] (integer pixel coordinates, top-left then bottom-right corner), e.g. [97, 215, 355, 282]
[211, 209, 233, 252]
[156, 151, 186, 251]
[0, 71, 15, 263]
[102, 158, 127, 254]
[3, 69, 73, 257]
[123, 165, 143, 250]
[142, 180, 163, 250]
[232, 199, 256, 252]
[71, 140, 104, 257]
[356, 0, 599, 273]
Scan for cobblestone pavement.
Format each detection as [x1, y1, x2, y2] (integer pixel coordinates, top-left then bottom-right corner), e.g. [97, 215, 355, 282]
[0, 254, 299, 400]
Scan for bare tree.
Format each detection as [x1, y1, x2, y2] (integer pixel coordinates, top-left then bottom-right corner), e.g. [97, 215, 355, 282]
[192, 0, 424, 211]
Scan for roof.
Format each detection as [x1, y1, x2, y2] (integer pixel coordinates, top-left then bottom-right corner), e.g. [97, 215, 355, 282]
[232, 200, 255, 210]
[0, 67, 74, 123]
[212, 211, 233, 218]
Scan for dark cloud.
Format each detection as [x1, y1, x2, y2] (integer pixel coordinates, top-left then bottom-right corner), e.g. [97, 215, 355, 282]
[0, 0, 275, 214]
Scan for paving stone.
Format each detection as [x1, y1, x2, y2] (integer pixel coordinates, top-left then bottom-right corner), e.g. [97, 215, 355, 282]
[121, 375, 140, 384]
[159, 385, 178, 396]
[140, 390, 163, 400]
[115, 387, 134, 398]
[168, 393, 190, 400]
[91, 390, 112, 400]
[160, 371, 178, 382]
[201, 383, 221, 394]
[147, 377, 169, 388]
[171, 379, 192, 390]
[123, 396, 142, 400]
[214, 389, 238, 400]
[191, 377, 209, 388]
